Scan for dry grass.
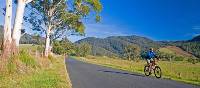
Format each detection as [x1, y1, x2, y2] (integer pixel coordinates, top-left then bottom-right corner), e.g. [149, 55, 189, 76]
[0, 44, 72, 88]
[164, 46, 193, 57]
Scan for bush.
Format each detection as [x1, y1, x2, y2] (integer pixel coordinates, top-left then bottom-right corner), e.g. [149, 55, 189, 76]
[53, 46, 65, 55]
[19, 50, 37, 68]
[174, 56, 184, 61]
[198, 58, 200, 62]
[187, 57, 198, 64]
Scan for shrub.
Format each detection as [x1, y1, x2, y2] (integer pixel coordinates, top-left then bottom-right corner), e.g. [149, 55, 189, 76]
[174, 56, 184, 61]
[187, 57, 198, 64]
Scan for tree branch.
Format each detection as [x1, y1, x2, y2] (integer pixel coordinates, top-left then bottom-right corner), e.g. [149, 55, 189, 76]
[25, 0, 33, 4]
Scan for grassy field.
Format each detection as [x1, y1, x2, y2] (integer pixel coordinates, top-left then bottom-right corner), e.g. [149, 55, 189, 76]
[75, 55, 200, 85]
[0, 44, 71, 88]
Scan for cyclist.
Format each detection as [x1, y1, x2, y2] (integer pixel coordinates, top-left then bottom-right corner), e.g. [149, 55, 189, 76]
[146, 48, 157, 68]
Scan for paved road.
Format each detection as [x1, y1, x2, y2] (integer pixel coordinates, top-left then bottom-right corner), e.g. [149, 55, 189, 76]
[66, 58, 199, 88]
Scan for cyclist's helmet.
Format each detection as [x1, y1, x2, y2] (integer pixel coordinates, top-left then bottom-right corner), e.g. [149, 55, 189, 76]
[149, 48, 154, 51]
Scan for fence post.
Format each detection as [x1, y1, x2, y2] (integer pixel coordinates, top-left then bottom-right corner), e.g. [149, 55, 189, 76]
[178, 72, 181, 79]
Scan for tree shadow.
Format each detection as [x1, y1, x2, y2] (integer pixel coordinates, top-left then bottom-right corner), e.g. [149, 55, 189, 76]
[97, 69, 145, 77]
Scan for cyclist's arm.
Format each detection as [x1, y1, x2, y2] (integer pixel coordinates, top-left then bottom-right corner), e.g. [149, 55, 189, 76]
[153, 52, 160, 60]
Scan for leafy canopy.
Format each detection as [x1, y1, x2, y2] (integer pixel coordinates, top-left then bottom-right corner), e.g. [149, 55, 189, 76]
[26, 0, 102, 36]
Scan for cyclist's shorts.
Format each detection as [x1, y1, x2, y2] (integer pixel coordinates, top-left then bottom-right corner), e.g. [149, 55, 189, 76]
[146, 58, 154, 64]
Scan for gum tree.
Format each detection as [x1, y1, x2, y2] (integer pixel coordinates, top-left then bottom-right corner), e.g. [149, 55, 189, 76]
[27, 0, 102, 57]
[1, 0, 12, 59]
[11, 0, 33, 53]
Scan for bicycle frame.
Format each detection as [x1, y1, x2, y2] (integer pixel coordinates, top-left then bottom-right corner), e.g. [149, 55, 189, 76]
[144, 58, 162, 78]
[149, 59, 159, 70]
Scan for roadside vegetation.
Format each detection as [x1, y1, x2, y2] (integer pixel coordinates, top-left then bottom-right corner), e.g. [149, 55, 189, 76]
[0, 44, 71, 88]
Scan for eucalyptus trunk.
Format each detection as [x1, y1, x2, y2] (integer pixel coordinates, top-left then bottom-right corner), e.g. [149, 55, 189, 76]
[12, 0, 32, 53]
[1, 0, 12, 59]
[12, 0, 25, 53]
[44, 26, 51, 57]
[44, 7, 55, 57]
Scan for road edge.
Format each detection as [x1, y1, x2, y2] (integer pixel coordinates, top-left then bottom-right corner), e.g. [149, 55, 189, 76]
[64, 56, 72, 88]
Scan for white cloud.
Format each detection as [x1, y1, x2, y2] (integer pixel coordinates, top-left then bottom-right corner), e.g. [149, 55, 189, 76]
[193, 33, 200, 37]
[192, 26, 200, 30]
[67, 35, 86, 42]
[68, 23, 130, 42]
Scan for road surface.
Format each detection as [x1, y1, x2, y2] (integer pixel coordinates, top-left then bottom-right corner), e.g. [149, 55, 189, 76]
[66, 58, 199, 88]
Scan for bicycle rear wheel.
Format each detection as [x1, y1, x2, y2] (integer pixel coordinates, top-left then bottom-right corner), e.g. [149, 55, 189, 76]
[144, 65, 151, 76]
[154, 66, 162, 78]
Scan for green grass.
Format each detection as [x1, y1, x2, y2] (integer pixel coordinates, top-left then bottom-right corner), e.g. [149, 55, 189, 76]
[74, 55, 200, 85]
[0, 44, 71, 88]
[19, 44, 44, 53]
[19, 50, 37, 68]
[0, 56, 71, 88]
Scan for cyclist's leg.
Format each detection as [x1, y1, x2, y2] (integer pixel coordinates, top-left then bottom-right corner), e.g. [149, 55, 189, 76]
[146, 59, 150, 66]
[149, 58, 154, 71]
[150, 59, 154, 65]
[146, 59, 151, 71]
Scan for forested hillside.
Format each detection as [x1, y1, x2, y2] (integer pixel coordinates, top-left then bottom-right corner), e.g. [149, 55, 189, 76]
[75, 35, 161, 57]
[174, 41, 200, 58]
[20, 33, 45, 44]
[76, 35, 200, 59]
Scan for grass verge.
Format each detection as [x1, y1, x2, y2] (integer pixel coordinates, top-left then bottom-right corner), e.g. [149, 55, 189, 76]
[0, 54, 71, 88]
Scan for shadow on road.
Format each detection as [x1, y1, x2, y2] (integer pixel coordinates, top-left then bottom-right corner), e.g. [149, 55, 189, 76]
[97, 69, 145, 77]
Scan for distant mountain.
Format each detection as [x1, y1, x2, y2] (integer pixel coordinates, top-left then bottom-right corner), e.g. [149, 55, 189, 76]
[75, 35, 162, 57]
[75, 35, 200, 58]
[0, 25, 45, 45]
[20, 33, 45, 44]
[174, 42, 200, 58]
[189, 35, 200, 42]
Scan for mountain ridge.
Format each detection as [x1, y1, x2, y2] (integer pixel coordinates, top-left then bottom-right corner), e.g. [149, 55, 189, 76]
[75, 35, 200, 58]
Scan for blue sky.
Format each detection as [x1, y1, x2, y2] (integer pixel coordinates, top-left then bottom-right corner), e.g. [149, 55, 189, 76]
[0, 0, 200, 42]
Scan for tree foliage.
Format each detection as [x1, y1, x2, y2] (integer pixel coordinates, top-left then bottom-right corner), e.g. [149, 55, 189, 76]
[27, 0, 102, 35]
[52, 38, 75, 55]
[124, 44, 141, 60]
[75, 42, 91, 57]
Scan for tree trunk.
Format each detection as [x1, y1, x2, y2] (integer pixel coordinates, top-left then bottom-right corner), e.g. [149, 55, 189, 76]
[44, 27, 51, 57]
[1, 0, 12, 70]
[44, 7, 54, 57]
[11, 0, 26, 53]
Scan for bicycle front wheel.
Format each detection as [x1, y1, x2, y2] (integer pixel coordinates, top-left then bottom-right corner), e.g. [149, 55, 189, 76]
[154, 66, 162, 78]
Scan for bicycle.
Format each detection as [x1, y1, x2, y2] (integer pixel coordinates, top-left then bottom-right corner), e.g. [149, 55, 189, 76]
[144, 59, 162, 78]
